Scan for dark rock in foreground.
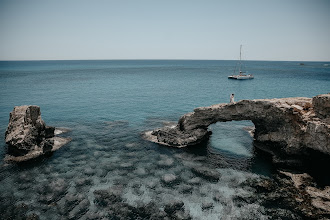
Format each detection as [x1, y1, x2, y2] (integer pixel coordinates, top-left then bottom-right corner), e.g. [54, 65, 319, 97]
[4, 105, 71, 162]
[243, 170, 330, 219]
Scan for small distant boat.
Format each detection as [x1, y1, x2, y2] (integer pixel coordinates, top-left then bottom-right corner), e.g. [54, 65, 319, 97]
[299, 63, 305, 65]
[228, 45, 254, 80]
[228, 74, 254, 80]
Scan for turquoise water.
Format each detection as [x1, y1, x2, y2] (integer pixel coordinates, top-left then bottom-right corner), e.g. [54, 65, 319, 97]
[0, 60, 329, 219]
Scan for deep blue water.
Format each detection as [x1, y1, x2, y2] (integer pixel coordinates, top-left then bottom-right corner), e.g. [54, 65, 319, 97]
[0, 60, 329, 219]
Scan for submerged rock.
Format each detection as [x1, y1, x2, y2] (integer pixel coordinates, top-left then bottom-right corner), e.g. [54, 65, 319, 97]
[187, 177, 202, 185]
[94, 189, 122, 207]
[157, 156, 175, 167]
[26, 213, 40, 220]
[201, 202, 214, 211]
[75, 177, 92, 187]
[68, 199, 90, 220]
[161, 173, 180, 186]
[164, 200, 184, 215]
[93, 187, 192, 220]
[119, 162, 134, 170]
[4, 105, 71, 162]
[179, 184, 194, 194]
[191, 166, 221, 182]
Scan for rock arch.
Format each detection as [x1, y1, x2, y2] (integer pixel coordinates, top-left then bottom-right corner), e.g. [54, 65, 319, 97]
[145, 94, 330, 158]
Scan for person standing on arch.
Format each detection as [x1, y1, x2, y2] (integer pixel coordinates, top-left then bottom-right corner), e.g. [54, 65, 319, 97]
[230, 93, 235, 103]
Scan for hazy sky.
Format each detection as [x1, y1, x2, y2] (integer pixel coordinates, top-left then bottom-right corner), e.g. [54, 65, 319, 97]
[1, 0, 329, 61]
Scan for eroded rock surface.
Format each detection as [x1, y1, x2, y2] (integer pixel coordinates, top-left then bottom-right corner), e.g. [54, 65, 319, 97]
[4, 105, 71, 162]
[145, 94, 330, 158]
[243, 170, 330, 219]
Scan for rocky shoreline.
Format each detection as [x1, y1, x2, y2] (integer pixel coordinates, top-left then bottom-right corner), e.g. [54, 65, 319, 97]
[240, 170, 330, 219]
[4, 105, 71, 162]
[145, 94, 330, 169]
[144, 94, 330, 218]
[2, 95, 329, 219]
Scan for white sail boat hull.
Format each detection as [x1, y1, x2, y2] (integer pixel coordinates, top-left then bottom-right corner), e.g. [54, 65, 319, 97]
[228, 74, 254, 79]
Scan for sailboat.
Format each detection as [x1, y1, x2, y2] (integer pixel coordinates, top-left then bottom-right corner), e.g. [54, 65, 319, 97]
[228, 45, 254, 80]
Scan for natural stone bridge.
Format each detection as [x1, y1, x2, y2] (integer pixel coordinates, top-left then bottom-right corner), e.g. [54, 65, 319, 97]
[145, 94, 330, 160]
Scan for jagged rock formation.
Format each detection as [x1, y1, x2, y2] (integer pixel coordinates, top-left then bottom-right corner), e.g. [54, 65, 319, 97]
[145, 94, 330, 160]
[241, 170, 330, 219]
[4, 105, 71, 162]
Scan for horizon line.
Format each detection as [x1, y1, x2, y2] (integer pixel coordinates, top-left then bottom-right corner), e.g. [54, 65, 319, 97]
[0, 58, 329, 62]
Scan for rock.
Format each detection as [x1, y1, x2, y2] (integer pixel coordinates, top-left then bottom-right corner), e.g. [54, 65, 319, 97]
[306, 186, 330, 201]
[75, 177, 92, 187]
[84, 167, 95, 176]
[38, 178, 69, 203]
[247, 170, 330, 219]
[201, 202, 214, 210]
[26, 213, 40, 220]
[18, 173, 33, 183]
[213, 192, 224, 202]
[149, 127, 210, 147]
[278, 171, 313, 189]
[191, 167, 220, 182]
[157, 156, 175, 167]
[84, 211, 105, 220]
[311, 198, 330, 212]
[134, 167, 148, 176]
[243, 178, 277, 193]
[164, 200, 184, 215]
[146, 179, 158, 189]
[64, 194, 82, 210]
[4, 105, 71, 162]
[93, 187, 123, 207]
[144, 94, 330, 168]
[312, 94, 330, 121]
[161, 173, 179, 186]
[187, 177, 202, 185]
[233, 195, 257, 207]
[5, 106, 50, 153]
[58, 194, 84, 215]
[265, 208, 302, 220]
[119, 162, 135, 170]
[172, 210, 192, 220]
[179, 184, 194, 194]
[92, 196, 176, 220]
[68, 199, 90, 220]
[96, 169, 108, 178]
[13, 203, 29, 218]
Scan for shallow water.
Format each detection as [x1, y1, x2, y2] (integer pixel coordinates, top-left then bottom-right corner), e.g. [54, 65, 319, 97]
[0, 60, 329, 219]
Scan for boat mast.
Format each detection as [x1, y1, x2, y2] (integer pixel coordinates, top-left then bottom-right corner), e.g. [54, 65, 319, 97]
[239, 45, 242, 75]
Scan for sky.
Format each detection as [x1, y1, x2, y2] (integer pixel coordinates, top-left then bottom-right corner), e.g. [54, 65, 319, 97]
[0, 0, 330, 61]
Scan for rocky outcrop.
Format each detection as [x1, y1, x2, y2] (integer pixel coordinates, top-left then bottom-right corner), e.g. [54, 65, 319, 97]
[145, 94, 330, 162]
[4, 105, 71, 162]
[243, 170, 330, 219]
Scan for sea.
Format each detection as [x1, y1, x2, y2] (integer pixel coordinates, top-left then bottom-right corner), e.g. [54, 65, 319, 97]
[0, 60, 329, 219]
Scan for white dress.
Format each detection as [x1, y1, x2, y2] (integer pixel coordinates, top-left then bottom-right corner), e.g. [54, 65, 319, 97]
[230, 94, 234, 103]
